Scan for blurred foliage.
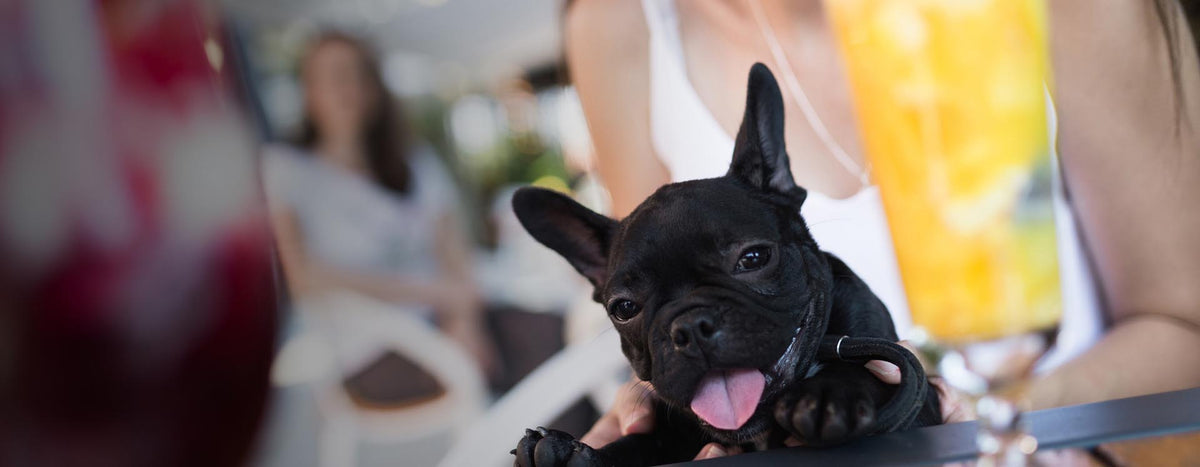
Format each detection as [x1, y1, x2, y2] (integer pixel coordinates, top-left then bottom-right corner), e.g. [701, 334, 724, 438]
[404, 95, 571, 249]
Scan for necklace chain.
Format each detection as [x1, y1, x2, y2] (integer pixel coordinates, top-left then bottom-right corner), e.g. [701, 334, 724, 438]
[748, 0, 871, 188]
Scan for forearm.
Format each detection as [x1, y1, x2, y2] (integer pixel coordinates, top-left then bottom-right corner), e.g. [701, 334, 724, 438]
[434, 213, 476, 285]
[1039, 0, 1200, 410]
[1030, 316, 1200, 410]
[271, 210, 479, 315]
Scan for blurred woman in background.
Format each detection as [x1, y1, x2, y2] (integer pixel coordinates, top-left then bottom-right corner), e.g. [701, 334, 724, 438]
[264, 32, 494, 378]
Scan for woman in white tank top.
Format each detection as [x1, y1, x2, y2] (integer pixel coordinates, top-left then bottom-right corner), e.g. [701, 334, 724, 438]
[565, 0, 1200, 454]
[636, 0, 1108, 368]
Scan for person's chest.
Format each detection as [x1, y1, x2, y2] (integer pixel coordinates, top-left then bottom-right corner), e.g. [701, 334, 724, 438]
[299, 165, 437, 272]
[676, 2, 868, 199]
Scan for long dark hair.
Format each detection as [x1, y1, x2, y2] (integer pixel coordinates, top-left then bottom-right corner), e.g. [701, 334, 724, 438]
[298, 32, 412, 195]
[1154, 0, 1193, 127]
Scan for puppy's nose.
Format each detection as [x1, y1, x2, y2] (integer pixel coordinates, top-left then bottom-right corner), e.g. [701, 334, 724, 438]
[670, 310, 719, 357]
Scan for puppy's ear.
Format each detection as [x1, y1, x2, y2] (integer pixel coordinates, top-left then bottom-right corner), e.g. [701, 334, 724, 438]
[512, 187, 617, 288]
[727, 63, 807, 205]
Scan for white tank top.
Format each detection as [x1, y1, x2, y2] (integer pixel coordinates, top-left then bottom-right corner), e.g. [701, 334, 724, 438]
[640, 0, 1101, 369]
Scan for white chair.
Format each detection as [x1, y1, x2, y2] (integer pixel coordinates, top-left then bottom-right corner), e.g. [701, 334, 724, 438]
[436, 332, 627, 467]
[271, 291, 488, 467]
[438, 294, 629, 467]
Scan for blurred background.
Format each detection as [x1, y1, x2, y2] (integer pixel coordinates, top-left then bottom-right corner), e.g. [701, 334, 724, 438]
[1, 1, 620, 467]
[2, 1, 1199, 467]
[223, 1, 623, 466]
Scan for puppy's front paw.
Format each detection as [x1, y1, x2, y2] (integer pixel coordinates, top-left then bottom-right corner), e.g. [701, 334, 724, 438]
[512, 427, 605, 467]
[774, 364, 889, 447]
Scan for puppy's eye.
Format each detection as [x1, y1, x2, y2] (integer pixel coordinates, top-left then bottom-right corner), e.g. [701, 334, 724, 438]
[736, 246, 772, 272]
[607, 299, 641, 321]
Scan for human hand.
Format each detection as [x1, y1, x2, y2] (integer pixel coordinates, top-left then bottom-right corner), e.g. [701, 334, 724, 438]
[580, 341, 973, 459]
[580, 380, 655, 447]
[776, 341, 971, 449]
[579, 380, 740, 460]
[860, 340, 975, 425]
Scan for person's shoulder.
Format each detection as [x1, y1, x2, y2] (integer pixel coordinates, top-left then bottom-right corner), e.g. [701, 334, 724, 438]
[260, 143, 317, 199]
[263, 142, 307, 164]
[407, 145, 449, 177]
[565, 0, 648, 63]
[1049, 0, 1159, 21]
[264, 144, 312, 175]
[566, 0, 644, 27]
[1048, 0, 1174, 51]
[405, 145, 462, 207]
[1048, 0, 1195, 121]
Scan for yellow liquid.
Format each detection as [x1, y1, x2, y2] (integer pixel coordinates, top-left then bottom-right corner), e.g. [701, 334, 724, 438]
[827, 0, 1061, 342]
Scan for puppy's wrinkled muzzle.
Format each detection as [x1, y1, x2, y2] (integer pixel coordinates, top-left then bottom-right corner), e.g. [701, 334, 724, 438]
[669, 309, 721, 359]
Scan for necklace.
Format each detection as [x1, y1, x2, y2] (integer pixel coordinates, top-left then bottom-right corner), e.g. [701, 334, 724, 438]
[748, 0, 871, 188]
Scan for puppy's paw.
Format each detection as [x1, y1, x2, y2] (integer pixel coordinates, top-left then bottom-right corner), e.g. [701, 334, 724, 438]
[774, 364, 890, 447]
[512, 427, 605, 467]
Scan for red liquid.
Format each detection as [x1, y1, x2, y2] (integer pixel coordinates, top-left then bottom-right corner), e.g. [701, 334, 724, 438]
[0, 1, 278, 465]
[4, 231, 277, 467]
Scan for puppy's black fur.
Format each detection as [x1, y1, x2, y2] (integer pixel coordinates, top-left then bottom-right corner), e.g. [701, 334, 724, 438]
[511, 64, 941, 467]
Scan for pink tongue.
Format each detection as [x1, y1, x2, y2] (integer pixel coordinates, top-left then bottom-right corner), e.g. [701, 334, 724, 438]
[689, 369, 766, 430]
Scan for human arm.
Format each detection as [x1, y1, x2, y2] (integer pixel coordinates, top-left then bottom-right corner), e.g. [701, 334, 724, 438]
[1031, 0, 1200, 409]
[270, 205, 494, 370]
[564, 0, 670, 217]
[268, 207, 475, 310]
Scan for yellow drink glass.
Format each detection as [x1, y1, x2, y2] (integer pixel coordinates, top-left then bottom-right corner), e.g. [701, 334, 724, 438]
[827, 0, 1059, 463]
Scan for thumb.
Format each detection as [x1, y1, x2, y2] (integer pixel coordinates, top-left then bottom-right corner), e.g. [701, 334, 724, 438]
[615, 381, 656, 435]
[864, 360, 902, 384]
[619, 405, 654, 435]
[865, 339, 927, 384]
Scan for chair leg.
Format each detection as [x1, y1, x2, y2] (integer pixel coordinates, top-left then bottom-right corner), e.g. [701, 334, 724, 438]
[319, 413, 358, 467]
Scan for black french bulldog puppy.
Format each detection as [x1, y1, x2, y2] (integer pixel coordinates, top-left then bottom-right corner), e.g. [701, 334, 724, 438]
[511, 64, 941, 467]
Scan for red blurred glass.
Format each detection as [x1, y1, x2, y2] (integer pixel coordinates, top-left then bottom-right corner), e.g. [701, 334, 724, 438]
[0, 1, 277, 466]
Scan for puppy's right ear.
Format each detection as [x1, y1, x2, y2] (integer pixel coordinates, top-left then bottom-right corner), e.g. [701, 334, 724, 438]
[512, 187, 617, 288]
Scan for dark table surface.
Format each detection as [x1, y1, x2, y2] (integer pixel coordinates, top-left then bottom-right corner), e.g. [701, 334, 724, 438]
[668, 387, 1200, 466]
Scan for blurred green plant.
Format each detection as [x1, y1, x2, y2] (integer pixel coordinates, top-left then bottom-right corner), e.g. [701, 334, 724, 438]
[405, 95, 572, 249]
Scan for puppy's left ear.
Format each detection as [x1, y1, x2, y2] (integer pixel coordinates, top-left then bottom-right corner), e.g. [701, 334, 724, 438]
[727, 63, 807, 205]
[512, 187, 617, 289]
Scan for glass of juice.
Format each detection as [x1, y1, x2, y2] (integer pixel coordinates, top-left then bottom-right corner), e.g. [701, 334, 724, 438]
[827, 0, 1059, 464]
